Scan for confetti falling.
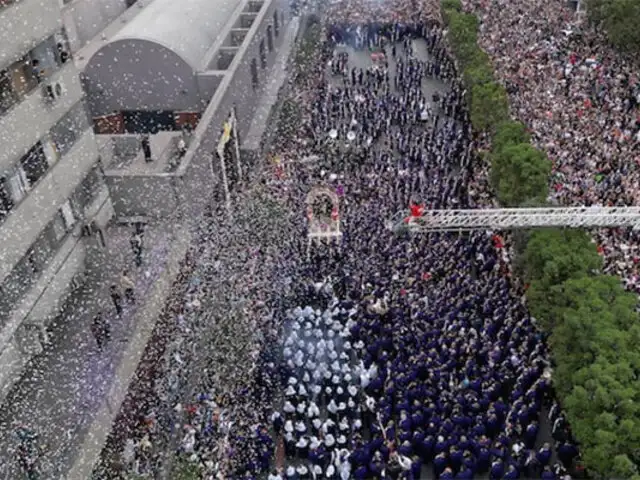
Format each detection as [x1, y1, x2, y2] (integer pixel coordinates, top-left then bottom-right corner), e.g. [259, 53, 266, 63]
[6, 0, 638, 478]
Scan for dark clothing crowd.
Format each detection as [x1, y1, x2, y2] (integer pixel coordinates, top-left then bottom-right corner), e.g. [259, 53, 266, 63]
[117, 1, 587, 478]
[262, 10, 580, 480]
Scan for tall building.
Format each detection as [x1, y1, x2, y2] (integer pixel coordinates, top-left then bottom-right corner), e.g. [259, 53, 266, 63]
[0, 0, 113, 401]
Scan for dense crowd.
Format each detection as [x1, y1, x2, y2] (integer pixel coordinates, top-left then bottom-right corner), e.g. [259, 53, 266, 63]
[464, 0, 640, 292]
[114, 0, 595, 478]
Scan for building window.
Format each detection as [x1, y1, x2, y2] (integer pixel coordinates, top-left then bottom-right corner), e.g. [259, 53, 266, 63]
[0, 178, 14, 221]
[0, 31, 71, 118]
[7, 168, 29, 204]
[26, 249, 40, 274]
[0, 69, 18, 115]
[259, 40, 267, 69]
[70, 165, 101, 214]
[250, 58, 259, 89]
[60, 200, 76, 230]
[50, 101, 89, 155]
[274, 10, 279, 37]
[51, 211, 67, 242]
[20, 141, 48, 187]
[8, 56, 38, 98]
[267, 25, 274, 52]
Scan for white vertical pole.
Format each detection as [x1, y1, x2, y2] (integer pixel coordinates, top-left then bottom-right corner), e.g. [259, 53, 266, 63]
[217, 147, 232, 215]
[232, 116, 243, 182]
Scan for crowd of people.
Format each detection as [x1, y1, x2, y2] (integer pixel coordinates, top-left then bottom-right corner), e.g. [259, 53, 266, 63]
[464, 0, 640, 292]
[109, 0, 602, 478]
[254, 6, 579, 477]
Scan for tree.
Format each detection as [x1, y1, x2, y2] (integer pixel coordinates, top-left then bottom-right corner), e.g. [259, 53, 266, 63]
[490, 142, 550, 206]
[447, 12, 479, 53]
[522, 229, 602, 328]
[586, 0, 640, 53]
[463, 51, 494, 87]
[470, 81, 509, 133]
[173, 459, 202, 480]
[492, 121, 531, 153]
[442, 0, 462, 12]
[548, 276, 640, 388]
[523, 229, 601, 286]
[561, 358, 640, 476]
[276, 99, 302, 139]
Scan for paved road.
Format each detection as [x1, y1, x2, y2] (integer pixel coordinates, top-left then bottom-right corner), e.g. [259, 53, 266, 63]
[0, 226, 172, 480]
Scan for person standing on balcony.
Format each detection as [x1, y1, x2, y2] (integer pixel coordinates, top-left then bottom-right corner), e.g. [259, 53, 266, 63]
[141, 134, 152, 163]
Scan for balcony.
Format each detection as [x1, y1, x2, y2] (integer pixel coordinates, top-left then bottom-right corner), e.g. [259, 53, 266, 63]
[0, 0, 62, 69]
[0, 128, 98, 284]
[0, 61, 84, 173]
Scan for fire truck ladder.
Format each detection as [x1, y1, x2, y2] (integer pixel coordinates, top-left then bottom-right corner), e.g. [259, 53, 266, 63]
[386, 207, 640, 232]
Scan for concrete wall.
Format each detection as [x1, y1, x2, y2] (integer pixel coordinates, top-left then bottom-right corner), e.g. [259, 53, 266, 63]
[0, 128, 99, 285]
[61, 0, 129, 54]
[0, 62, 84, 173]
[0, 0, 62, 68]
[83, 40, 203, 116]
[195, 72, 225, 104]
[99, 0, 292, 223]
[174, 0, 292, 220]
[0, 222, 86, 404]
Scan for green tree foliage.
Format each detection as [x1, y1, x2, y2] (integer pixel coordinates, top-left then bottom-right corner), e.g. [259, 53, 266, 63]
[522, 229, 601, 287]
[492, 121, 531, 152]
[294, 20, 321, 83]
[522, 229, 602, 328]
[470, 81, 509, 133]
[490, 142, 551, 206]
[586, 0, 640, 53]
[530, 274, 640, 476]
[463, 52, 494, 87]
[447, 12, 478, 48]
[446, 11, 481, 66]
[441, 0, 462, 12]
[547, 276, 640, 476]
[173, 459, 203, 480]
[440, 1, 640, 476]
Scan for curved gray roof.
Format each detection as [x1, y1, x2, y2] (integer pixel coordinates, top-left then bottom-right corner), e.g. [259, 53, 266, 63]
[110, 0, 242, 70]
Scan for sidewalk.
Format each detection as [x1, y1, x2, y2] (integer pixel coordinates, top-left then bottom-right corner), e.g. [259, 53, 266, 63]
[243, 15, 301, 153]
[0, 223, 184, 480]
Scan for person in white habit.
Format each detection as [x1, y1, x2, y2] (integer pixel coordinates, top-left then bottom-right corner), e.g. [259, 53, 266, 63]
[283, 400, 296, 416]
[268, 470, 283, 480]
[311, 463, 323, 479]
[296, 399, 307, 420]
[181, 426, 196, 454]
[327, 398, 339, 420]
[307, 400, 320, 420]
[296, 464, 310, 480]
[335, 448, 352, 480]
[396, 451, 413, 471]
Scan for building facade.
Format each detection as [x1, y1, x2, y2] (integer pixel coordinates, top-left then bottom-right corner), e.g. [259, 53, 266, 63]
[81, 0, 293, 222]
[0, 0, 114, 402]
